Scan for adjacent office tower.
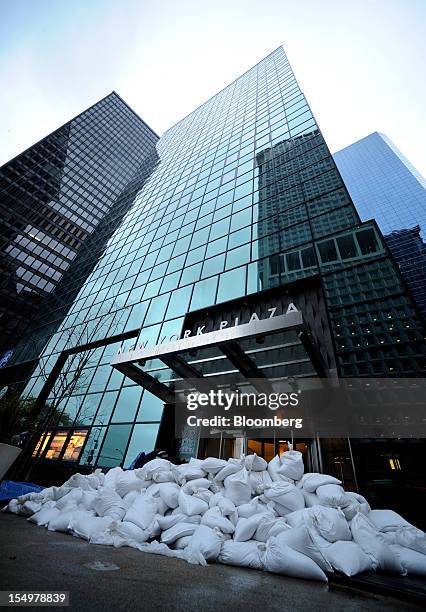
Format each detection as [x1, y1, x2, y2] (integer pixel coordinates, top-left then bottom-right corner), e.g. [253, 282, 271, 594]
[0, 92, 159, 381]
[334, 132, 426, 320]
[6, 48, 425, 520]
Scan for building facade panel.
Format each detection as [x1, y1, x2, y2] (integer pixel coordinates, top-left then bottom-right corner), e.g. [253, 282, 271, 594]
[0, 92, 159, 368]
[334, 132, 426, 319]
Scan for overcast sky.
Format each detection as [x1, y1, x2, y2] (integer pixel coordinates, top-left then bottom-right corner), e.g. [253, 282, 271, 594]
[1, 0, 425, 175]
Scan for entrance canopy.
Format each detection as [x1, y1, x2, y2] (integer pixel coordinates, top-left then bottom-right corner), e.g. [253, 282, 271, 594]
[110, 311, 328, 402]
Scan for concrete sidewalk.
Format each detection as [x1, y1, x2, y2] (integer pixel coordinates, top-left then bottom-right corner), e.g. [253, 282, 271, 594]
[0, 513, 422, 612]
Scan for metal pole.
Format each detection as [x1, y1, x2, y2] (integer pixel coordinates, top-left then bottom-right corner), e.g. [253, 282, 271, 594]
[316, 436, 323, 473]
[347, 437, 359, 492]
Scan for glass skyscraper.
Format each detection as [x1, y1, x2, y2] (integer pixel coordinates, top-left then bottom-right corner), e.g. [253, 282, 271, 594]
[4, 49, 425, 510]
[0, 92, 159, 382]
[334, 132, 426, 319]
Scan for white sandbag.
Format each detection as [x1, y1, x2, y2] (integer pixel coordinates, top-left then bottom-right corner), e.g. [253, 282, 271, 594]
[341, 500, 362, 521]
[156, 482, 181, 509]
[243, 453, 267, 472]
[350, 512, 406, 574]
[394, 526, 426, 555]
[316, 484, 347, 508]
[248, 470, 272, 495]
[345, 491, 371, 513]
[61, 473, 91, 491]
[182, 478, 211, 494]
[277, 450, 304, 481]
[135, 540, 187, 561]
[267, 519, 293, 540]
[139, 458, 172, 480]
[157, 513, 187, 530]
[263, 537, 327, 582]
[200, 457, 228, 475]
[284, 508, 313, 528]
[173, 464, 206, 484]
[322, 541, 374, 576]
[390, 545, 426, 576]
[152, 470, 175, 483]
[21, 500, 42, 516]
[93, 488, 127, 520]
[17, 491, 46, 504]
[187, 457, 204, 467]
[219, 540, 264, 570]
[79, 490, 97, 511]
[223, 468, 252, 506]
[208, 481, 224, 494]
[161, 522, 198, 544]
[48, 509, 88, 533]
[185, 525, 227, 563]
[28, 506, 60, 527]
[368, 509, 412, 532]
[174, 535, 192, 549]
[56, 488, 83, 510]
[69, 513, 114, 541]
[301, 473, 341, 493]
[50, 486, 72, 501]
[115, 471, 145, 497]
[124, 495, 158, 530]
[193, 489, 213, 503]
[178, 490, 208, 516]
[310, 506, 351, 543]
[253, 514, 287, 542]
[275, 526, 332, 572]
[111, 520, 150, 543]
[214, 459, 242, 482]
[3, 499, 19, 514]
[303, 490, 319, 508]
[267, 455, 290, 482]
[263, 481, 305, 515]
[123, 490, 139, 506]
[104, 466, 124, 488]
[201, 507, 235, 534]
[209, 493, 236, 516]
[237, 498, 262, 518]
[234, 514, 264, 542]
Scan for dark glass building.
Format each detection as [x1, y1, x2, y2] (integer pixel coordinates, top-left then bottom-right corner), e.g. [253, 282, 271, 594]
[334, 132, 426, 320]
[6, 48, 425, 524]
[0, 92, 159, 382]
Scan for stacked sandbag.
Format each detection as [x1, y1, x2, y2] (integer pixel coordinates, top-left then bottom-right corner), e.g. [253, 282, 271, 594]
[3, 453, 426, 581]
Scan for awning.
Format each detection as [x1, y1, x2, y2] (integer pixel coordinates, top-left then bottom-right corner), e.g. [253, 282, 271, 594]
[110, 310, 328, 402]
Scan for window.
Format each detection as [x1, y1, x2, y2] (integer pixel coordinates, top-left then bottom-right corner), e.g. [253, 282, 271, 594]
[166, 285, 193, 318]
[111, 386, 141, 423]
[318, 239, 338, 263]
[137, 390, 164, 421]
[124, 423, 160, 466]
[62, 430, 88, 461]
[97, 424, 133, 467]
[337, 234, 358, 259]
[44, 431, 68, 460]
[217, 266, 246, 302]
[356, 228, 379, 255]
[190, 276, 218, 311]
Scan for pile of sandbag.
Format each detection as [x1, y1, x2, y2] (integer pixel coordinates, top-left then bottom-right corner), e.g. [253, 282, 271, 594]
[3, 451, 426, 582]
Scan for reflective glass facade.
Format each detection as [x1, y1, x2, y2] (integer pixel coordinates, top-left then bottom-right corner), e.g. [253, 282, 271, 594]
[11, 48, 425, 473]
[0, 92, 159, 367]
[334, 132, 426, 319]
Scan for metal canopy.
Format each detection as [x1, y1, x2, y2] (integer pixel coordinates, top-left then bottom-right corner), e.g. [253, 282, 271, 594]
[111, 310, 328, 400]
